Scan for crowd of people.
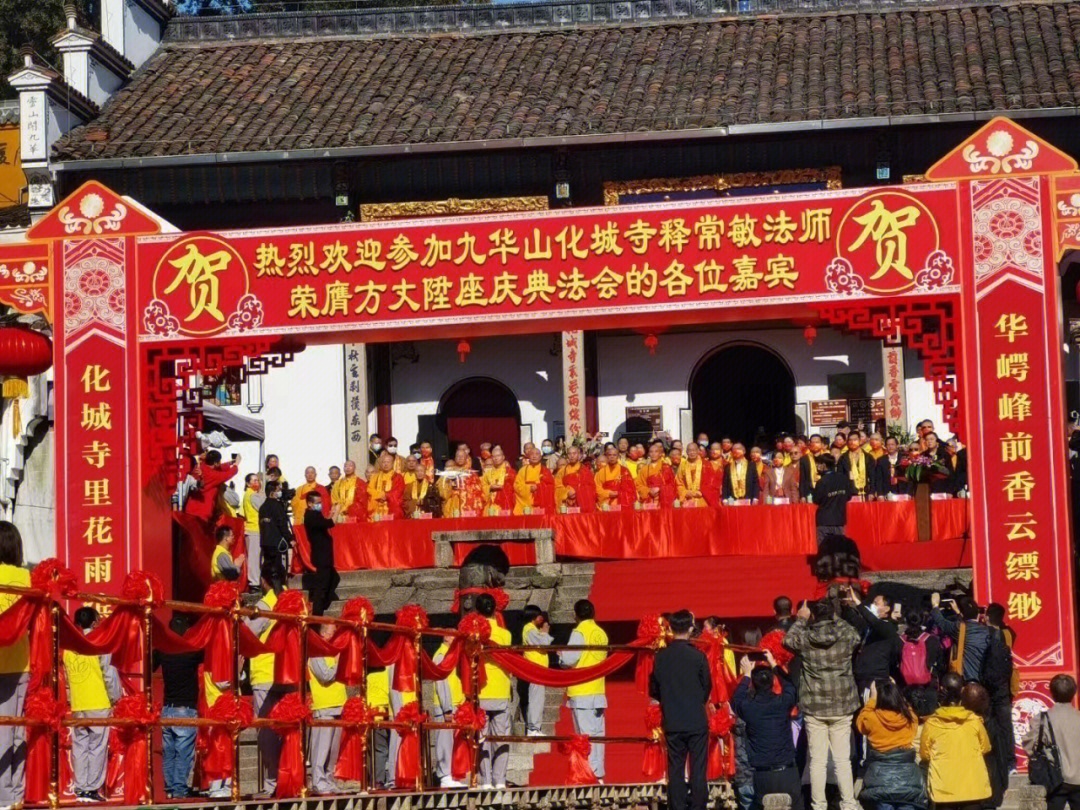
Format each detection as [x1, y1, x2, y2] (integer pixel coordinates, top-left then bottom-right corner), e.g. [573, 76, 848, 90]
[184, 419, 969, 592]
[717, 584, 1075, 810]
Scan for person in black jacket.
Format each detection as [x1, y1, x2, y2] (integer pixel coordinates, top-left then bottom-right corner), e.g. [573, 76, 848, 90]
[303, 490, 339, 616]
[650, 610, 712, 810]
[732, 653, 804, 810]
[842, 585, 901, 694]
[258, 481, 293, 574]
[812, 454, 853, 543]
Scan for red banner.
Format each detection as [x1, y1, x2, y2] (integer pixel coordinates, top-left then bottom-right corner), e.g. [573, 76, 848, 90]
[134, 186, 963, 341]
[958, 169, 1078, 761]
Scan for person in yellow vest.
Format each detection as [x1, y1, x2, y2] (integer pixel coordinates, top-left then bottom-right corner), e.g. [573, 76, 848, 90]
[241, 474, 266, 590]
[63, 607, 121, 803]
[366, 670, 391, 788]
[210, 525, 245, 583]
[0, 522, 30, 809]
[520, 605, 553, 736]
[245, 562, 289, 798]
[558, 599, 608, 781]
[475, 595, 513, 790]
[309, 624, 348, 795]
[432, 634, 467, 788]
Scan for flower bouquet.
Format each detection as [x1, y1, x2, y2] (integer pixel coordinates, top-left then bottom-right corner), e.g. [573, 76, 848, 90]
[904, 454, 950, 484]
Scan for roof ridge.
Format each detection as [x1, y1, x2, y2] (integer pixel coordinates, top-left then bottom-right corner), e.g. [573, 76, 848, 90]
[164, 0, 1073, 43]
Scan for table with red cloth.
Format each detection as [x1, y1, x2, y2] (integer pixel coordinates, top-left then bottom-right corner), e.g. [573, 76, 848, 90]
[290, 499, 970, 573]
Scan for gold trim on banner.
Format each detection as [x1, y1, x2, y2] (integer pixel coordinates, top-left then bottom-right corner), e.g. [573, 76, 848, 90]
[903, 174, 928, 184]
[360, 196, 549, 221]
[602, 167, 842, 206]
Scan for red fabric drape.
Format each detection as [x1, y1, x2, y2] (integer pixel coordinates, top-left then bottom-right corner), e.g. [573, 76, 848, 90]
[201, 693, 253, 781]
[494, 466, 517, 512]
[268, 693, 311, 798]
[109, 696, 157, 804]
[485, 645, 640, 686]
[559, 735, 599, 785]
[694, 631, 739, 705]
[394, 703, 427, 787]
[643, 705, 666, 782]
[335, 699, 382, 783]
[562, 466, 597, 513]
[23, 688, 66, 803]
[707, 709, 736, 780]
[451, 704, 486, 780]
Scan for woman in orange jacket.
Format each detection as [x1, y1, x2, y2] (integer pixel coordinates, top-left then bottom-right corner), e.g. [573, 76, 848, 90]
[856, 679, 927, 810]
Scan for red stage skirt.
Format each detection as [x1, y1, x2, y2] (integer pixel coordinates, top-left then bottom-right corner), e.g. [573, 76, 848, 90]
[289, 500, 970, 573]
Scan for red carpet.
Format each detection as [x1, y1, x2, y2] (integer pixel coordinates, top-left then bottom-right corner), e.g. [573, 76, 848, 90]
[529, 675, 652, 786]
[589, 539, 971, 621]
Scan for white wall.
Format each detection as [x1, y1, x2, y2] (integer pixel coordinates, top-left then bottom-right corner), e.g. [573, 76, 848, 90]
[390, 336, 563, 447]
[221, 343, 348, 487]
[596, 327, 943, 439]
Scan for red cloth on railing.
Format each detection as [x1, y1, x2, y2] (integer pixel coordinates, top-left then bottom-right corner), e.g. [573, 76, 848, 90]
[643, 704, 666, 782]
[708, 708, 737, 780]
[335, 698, 382, 783]
[451, 704, 486, 780]
[201, 693, 253, 781]
[394, 703, 427, 787]
[559, 735, 599, 785]
[268, 693, 311, 798]
[108, 695, 158, 804]
[24, 688, 66, 803]
[694, 630, 738, 705]
[484, 644, 641, 687]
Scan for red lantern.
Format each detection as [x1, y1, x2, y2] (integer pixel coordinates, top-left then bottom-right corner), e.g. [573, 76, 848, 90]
[804, 325, 817, 346]
[457, 340, 471, 363]
[644, 333, 659, 355]
[0, 326, 53, 399]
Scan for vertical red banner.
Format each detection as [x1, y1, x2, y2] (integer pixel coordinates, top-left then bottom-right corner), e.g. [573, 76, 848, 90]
[960, 174, 1078, 756]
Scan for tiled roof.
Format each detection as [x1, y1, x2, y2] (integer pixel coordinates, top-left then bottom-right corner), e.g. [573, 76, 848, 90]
[52, 0, 1080, 162]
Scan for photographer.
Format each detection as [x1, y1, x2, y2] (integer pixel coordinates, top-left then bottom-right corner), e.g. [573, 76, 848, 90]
[732, 650, 803, 810]
[842, 585, 901, 695]
[183, 450, 239, 525]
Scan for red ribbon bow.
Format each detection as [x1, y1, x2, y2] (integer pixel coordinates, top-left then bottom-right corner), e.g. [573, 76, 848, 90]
[396, 604, 429, 630]
[109, 696, 161, 804]
[559, 734, 599, 785]
[120, 571, 165, 606]
[203, 581, 243, 608]
[274, 590, 309, 616]
[340, 596, 375, 625]
[759, 630, 795, 670]
[29, 559, 78, 600]
[708, 707, 737, 780]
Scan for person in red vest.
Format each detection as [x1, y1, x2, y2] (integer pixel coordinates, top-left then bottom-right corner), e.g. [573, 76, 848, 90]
[183, 450, 239, 524]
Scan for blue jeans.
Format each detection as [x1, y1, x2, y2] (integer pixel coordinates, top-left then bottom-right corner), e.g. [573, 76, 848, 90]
[161, 706, 197, 797]
[877, 804, 917, 810]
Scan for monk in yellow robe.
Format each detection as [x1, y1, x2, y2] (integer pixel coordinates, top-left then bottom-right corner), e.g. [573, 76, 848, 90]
[367, 452, 405, 520]
[595, 442, 637, 509]
[331, 460, 366, 521]
[481, 445, 517, 515]
[513, 446, 556, 515]
[402, 455, 431, 515]
[555, 445, 597, 513]
[291, 466, 331, 524]
[864, 433, 886, 461]
[677, 442, 708, 507]
[636, 440, 677, 508]
[439, 444, 484, 517]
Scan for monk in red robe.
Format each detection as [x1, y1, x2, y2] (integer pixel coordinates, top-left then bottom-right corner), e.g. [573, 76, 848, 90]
[482, 444, 517, 514]
[702, 442, 725, 507]
[555, 444, 597, 513]
[595, 442, 637, 509]
[636, 440, 677, 508]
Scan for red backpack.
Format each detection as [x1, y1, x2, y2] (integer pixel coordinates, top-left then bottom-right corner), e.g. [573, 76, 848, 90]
[900, 633, 933, 686]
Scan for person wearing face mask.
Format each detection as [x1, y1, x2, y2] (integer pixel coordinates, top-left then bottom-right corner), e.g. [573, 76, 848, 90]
[304, 490, 339, 616]
[368, 434, 383, 467]
[637, 440, 677, 508]
[417, 442, 436, 483]
[258, 480, 294, 575]
[384, 436, 406, 474]
[722, 443, 760, 502]
[541, 440, 560, 472]
[291, 466, 331, 524]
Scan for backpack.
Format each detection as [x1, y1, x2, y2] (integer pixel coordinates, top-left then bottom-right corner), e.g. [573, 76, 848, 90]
[900, 633, 933, 686]
[981, 628, 1015, 696]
